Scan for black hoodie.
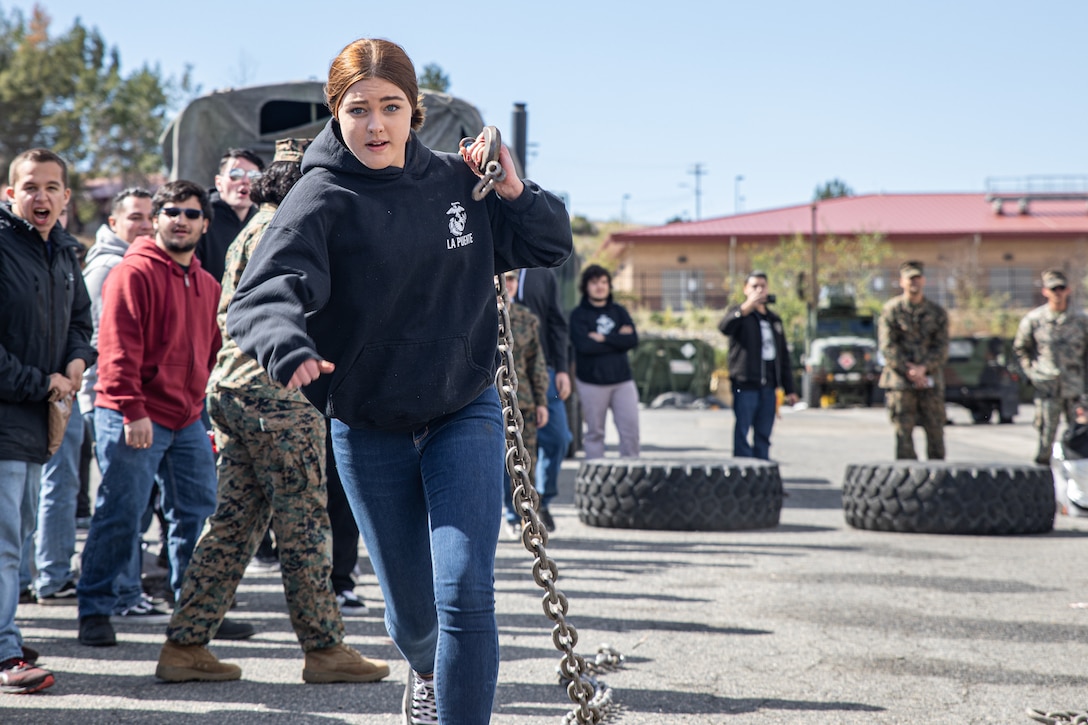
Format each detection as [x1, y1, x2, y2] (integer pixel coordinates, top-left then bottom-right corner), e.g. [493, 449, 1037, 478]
[569, 295, 638, 385]
[0, 204, 95, 463]
[228, 119, 572, 431]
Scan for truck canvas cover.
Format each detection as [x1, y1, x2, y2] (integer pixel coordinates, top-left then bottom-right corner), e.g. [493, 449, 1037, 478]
[161, 81, 487, 183]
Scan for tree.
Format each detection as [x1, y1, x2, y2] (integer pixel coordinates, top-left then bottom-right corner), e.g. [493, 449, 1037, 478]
[418, 63, 449, 92]
[0, 5, 189, 226]
[744, 230, 891, 346]
[814, 178, 854, 200]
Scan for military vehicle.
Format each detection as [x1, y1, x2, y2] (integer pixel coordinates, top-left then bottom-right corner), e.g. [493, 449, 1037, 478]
[799, 292, 882, 408]
[802, 335, 882, 408]
[943, 335, 1021, 424]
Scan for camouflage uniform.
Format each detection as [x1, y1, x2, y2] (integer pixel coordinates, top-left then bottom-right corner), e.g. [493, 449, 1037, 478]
[505, 301, 549, 511]
[1013, 303, 1088, 465]
[167, 202, 343, 651]
[878, 294, 950, 460]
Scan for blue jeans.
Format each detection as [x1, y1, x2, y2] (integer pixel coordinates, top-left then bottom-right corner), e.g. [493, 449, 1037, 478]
[535, 369, 571, 508]
[78, 408, 217, 617]
[331, 387, 502, 724]
[0, 460, 42, 662]
[732, 385, 777, 460]
[27, 405, 84, 597]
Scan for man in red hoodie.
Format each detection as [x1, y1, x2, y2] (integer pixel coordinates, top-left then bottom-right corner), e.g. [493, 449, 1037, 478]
[77, 181, 235, 647]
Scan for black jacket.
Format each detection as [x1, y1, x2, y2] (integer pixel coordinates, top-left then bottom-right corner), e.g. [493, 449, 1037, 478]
[719, 304, 795, 393]
[228, 120, 572, 431]
[195, 191, 257, 283]
[569, 296, 637, 385]
[0, 205, 95, 463]
[515, 267, 569, 373]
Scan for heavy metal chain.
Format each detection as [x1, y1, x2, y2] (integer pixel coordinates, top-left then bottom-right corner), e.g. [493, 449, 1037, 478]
[461, 125, 508, 201]
[494, 275, 621, 724]
[1026, 709, 1088, 724]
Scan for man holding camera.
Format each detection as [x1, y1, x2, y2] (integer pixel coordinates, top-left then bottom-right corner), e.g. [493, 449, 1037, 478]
[719, 271, 798, 460]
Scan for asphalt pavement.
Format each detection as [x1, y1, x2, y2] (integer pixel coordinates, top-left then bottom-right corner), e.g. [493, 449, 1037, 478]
[6, 401, 1088, 724]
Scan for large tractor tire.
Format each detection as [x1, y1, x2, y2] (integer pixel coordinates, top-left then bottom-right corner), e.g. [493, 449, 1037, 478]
[575, 458, 782, 531]
[842, 461, 1055, 535]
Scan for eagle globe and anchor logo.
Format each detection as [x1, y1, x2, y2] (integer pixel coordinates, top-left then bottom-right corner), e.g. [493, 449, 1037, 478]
[446, 201, 474, 249]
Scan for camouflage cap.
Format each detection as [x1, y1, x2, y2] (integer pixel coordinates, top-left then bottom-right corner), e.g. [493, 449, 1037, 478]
[899, 261, 924, 278]
[273, 138, 312, 164]
[1042, 269, 1068, 289]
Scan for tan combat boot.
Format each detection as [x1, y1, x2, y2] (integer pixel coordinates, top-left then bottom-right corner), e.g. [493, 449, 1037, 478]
[302, 643, 390, 684]
[155, 640, 242, 682]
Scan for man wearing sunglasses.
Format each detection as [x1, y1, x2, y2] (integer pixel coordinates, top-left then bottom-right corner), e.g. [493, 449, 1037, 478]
[195, 148, 264, 283]
[78, 181, 253, 647]
[1014, 269, 1088, 466]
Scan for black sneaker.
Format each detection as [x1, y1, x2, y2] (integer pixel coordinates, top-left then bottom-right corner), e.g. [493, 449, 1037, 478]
[78, 615, 117, 647]
[538, 507, 556, 532]
[37, 580, 77, 605]
[17, 587, 35, 605]
[213, 618, 256, 640]
[336, 590, 369, 616]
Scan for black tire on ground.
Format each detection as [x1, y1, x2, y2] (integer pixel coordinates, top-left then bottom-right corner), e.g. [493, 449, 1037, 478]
[970, 406, 993, 424]
[842, 461, 1055, 535]
[575, 458, 783, 531]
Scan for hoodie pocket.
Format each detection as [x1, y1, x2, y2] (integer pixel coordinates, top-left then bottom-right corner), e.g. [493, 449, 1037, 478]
[328, 335, 491, 430]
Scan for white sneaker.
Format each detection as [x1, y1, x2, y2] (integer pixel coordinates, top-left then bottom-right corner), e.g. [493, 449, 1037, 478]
[403, 670, 437, 725]
[336, 590, 369, 616]
[111, 597, 171, 625]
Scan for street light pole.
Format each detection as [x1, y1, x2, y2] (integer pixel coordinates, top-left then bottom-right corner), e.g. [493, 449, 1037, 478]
[734, 174, 744, 214]
[621, 193, 630, 223]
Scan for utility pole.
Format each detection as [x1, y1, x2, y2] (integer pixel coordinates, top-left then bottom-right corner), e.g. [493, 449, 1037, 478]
[688, 164, 706, 220]
[734, 174, 744, 214]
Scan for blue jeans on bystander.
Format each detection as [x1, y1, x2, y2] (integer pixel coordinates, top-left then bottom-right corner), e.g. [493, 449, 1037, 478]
[77, 408, 216, 618]
[30, 405, 84, 597]
[0, 461, 42, 662]
[732, 385, 778, 460]
[534, 369, 571, 509]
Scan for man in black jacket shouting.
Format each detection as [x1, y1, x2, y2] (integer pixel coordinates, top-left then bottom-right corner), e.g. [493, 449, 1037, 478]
[0, 148, 94, 694]
[719, 271, 797, 460]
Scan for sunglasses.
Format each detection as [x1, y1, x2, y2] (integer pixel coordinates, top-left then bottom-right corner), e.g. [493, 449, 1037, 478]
[227, 168, 262, 181]
[160, 207, 203, 220]
[1051, 285, 1068, 292]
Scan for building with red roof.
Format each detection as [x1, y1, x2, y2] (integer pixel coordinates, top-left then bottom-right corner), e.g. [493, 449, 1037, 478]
[603, 190, 1088, 315]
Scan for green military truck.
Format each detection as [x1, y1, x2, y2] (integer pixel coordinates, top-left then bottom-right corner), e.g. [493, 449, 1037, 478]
[943, 335, 1021, 424]
[798, 294, 882, 408]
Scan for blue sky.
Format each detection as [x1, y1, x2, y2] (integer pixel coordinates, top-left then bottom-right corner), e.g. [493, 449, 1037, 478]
[26, 0, 1088, 225]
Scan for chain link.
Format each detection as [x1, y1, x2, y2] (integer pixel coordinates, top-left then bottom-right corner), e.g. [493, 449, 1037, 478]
[494, 275, 621, 724]
[462, 126, 507, 201]
[1027, 710, 1088, 724]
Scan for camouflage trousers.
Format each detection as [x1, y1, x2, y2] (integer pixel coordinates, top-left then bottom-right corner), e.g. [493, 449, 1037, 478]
[885, 388, 946, 460]
[166, 389, 343, 651]
[1033, 396, 1078, 465]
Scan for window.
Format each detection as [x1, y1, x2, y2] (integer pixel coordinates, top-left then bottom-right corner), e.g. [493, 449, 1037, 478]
[661, 269, 705, 311]
[989, 267, 1037, 307]
[259, 100, 331, 136]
